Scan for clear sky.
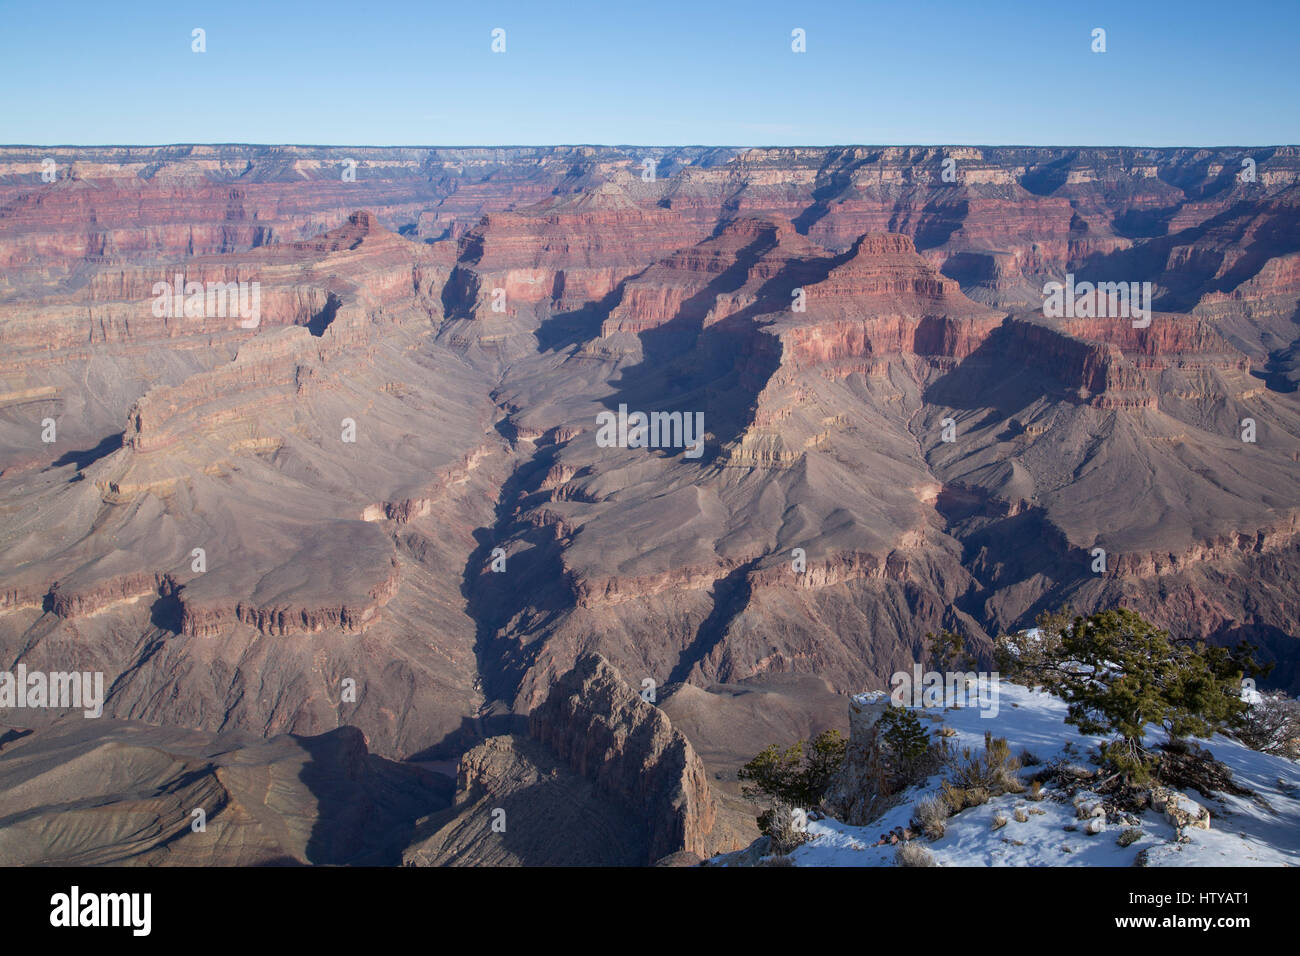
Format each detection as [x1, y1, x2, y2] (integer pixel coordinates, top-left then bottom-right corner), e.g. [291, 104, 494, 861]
[2, 0, 1296, 146]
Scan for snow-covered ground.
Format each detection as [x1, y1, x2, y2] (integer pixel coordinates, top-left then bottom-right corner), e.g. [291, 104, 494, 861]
[781, 682, 1300, 867]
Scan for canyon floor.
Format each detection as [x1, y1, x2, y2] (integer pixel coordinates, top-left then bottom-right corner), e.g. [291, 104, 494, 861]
[1, 145, 1298, 863]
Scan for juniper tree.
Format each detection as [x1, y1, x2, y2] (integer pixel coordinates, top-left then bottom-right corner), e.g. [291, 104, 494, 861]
[877, 707, 934, 788]
[737, 728, 846, 809]
[1235, 690, 1300, 759]
[926, 628, 971, 672]
[738, 728, 847, 841]
[996, 607, 1261, 782]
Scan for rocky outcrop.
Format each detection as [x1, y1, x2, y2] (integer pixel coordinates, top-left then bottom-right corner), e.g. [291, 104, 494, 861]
[1150, 785, 1212, 831]
[527, 654, 717, 862]
[401, 735, 646, 866]
[822, 692, 894, 826]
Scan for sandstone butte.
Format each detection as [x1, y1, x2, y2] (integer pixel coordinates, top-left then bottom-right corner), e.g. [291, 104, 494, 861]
[0, 144, 1298, 863]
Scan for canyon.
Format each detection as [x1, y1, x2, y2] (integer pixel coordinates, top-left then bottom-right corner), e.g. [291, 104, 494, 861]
[1, 144, 1298, 863]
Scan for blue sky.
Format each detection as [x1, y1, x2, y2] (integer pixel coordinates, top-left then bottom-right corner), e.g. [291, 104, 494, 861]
[2, 0, 1296, 146]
